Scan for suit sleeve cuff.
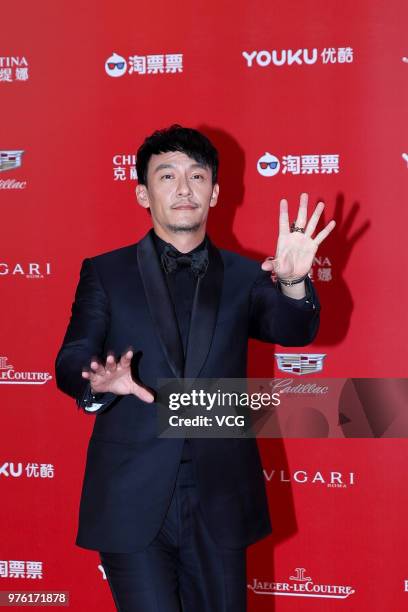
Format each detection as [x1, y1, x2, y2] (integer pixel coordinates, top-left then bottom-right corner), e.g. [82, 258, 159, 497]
[77, 383, 118, 414]
[276, 276, 318, 310]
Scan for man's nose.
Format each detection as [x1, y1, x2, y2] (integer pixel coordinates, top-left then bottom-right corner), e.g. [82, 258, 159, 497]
[176, 176, 192, 197]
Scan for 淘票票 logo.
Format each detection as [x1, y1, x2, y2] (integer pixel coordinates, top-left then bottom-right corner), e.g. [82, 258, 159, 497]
[257, 153, 280, 177]
[0, 356, 52, 385]
[105, 53, 128, 77]
[105, 52, 183, 78]
[257, 152, 340, 176]
[274, 353, 326, 375]
[0, 560, 43, 579]
[248, 567, 355, 599]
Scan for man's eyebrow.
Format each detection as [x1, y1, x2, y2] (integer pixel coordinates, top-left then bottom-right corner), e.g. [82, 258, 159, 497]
[153, 163, 175, 173]
[153, 162, 209, 173]
[190, 163, 208, 170]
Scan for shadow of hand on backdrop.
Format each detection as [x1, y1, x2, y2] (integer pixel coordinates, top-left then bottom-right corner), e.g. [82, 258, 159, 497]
[312, 194, 370, 346]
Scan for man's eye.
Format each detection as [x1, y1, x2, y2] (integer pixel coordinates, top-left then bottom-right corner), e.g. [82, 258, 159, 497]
[161, 174, 174, 180]
[192, 174, 204, 180]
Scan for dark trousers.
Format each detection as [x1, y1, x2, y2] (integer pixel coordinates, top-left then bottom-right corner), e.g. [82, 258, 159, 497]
[99, 443, 247, 612]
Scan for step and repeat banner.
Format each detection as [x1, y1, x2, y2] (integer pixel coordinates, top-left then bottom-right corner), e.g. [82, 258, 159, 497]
[1, 1, 407, 610]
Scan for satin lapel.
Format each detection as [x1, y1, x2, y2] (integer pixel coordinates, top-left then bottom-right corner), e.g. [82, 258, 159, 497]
[137, 230, 184, 379]
[184, 239, 224, 379]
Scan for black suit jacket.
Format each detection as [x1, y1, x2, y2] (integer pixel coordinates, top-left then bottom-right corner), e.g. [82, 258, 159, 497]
[55, 229, 320, 552]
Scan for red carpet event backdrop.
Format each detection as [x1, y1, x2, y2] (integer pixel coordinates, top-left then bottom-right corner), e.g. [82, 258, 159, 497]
[1, 1, 407, 610]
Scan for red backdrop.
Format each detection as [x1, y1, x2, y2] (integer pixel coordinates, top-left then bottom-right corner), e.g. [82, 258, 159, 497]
[1, 1, 407, 610]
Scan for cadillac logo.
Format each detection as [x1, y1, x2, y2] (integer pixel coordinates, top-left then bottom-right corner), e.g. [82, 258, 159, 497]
[275, 353, 326, 375]
[0, 150, 24, 172]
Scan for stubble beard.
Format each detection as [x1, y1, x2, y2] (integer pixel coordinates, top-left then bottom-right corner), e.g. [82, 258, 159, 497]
[166, 222, 201, 233]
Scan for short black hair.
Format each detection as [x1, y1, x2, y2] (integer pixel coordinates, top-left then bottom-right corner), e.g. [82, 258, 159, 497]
[136, 124, 219, 186]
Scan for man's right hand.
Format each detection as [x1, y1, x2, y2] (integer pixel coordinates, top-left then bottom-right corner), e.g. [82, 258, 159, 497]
[81, 350, 155, 403]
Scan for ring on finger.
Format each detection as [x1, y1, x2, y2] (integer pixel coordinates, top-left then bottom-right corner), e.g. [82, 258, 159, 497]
[290, 222, 305, 233]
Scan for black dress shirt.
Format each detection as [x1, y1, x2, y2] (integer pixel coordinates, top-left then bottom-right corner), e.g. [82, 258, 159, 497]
[152, 232, 207, 356]
[152, 232, 208, 462]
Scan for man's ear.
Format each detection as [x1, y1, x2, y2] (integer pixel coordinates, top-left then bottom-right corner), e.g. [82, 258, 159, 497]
[210, 183, 220, 208]
[136, 184, 150, 209]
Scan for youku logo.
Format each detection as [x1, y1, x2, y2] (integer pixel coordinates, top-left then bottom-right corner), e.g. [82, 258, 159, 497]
[243, 47, 353, 68]
[248, 567, 355, 599]
[0, 462, 54, 478]
[0, 356, 52, 385]
[0, 150, 26, 190]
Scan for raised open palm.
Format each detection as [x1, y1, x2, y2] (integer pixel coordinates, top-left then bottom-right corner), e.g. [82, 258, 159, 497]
[262, 193, 336, 280]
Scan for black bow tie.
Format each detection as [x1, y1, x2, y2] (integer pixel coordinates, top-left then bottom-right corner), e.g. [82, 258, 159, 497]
[161, 244, 209, 278]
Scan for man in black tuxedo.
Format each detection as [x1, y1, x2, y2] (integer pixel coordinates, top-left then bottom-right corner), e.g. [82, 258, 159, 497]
[55, 126, 335, 611]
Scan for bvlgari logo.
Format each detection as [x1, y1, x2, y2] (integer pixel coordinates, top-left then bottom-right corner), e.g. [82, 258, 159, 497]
[248, 567, 355, 599]
[263, 468, 355, 488]
[274, 353, 326, 375]
[0, 262, 51, 278]
[0, 356, 52, 385]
